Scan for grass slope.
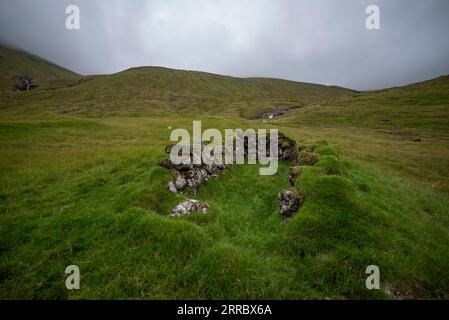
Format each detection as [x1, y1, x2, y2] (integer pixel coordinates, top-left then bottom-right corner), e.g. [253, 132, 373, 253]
[0, 115, 448, 299]
[0, 46, 354, 119]
[283, 75, 449, 135]
[276, 75, 449, 193]
[0, 46, 79, 91]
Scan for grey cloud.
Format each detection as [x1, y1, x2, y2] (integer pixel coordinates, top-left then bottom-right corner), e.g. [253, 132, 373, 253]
[1, 0, 448, 90]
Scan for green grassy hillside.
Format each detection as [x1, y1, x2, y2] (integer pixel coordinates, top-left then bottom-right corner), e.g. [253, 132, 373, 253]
[275, 75, 449, 194]
[282, 75, 449, 135]
[0, 47, 354, 118]
[0, 47, 448, 299]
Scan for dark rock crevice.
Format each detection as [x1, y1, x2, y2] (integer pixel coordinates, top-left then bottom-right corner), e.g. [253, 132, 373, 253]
[13, 75, 36, 91]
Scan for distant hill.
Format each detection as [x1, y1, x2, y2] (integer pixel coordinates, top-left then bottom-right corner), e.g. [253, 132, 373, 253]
[0, 46, 354, 118]
[281, 75, 449, 135]
[0, 46, 79, 91]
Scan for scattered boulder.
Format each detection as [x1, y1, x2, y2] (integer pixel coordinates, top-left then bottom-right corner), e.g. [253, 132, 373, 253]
[171, 199, 209, 217]
[279, 187, 305, 219]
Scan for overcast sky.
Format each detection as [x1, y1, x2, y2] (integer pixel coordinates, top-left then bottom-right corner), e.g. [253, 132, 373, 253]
[1, 0, 449, 90]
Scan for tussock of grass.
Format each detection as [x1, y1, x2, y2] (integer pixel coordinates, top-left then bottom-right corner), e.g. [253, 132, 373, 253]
[315, 155, 345, 175]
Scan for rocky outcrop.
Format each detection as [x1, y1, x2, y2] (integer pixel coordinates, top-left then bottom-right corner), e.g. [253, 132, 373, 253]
[159, 147, 227, 196]
[159, 133, 297, 195]
[13, 75, 36, 91]
[255, 108, 289, 119]
[171, 199, 209, 217]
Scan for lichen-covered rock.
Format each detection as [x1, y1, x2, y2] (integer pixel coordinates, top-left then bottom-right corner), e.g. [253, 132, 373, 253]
[171, 199, 209, 217]
[279, 188, 305, 219]
[171, 169, 187, 190]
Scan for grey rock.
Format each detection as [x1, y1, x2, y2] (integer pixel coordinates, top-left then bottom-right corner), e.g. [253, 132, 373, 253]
[174, 175, 187, 190]
[171, 199, 209, 217]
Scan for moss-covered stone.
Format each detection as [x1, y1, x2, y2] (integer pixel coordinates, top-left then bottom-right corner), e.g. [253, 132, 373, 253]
[296, 150, 320, 166]
[289, 165, 304, 185]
